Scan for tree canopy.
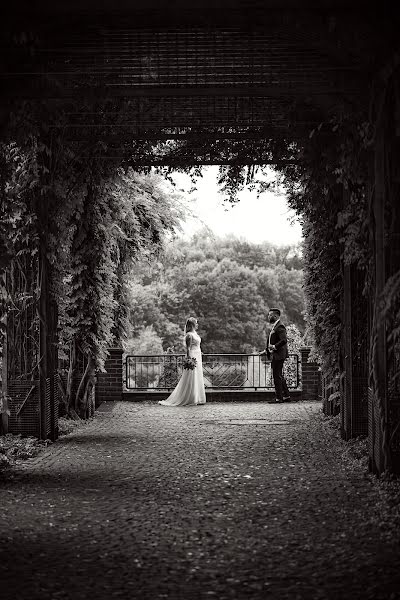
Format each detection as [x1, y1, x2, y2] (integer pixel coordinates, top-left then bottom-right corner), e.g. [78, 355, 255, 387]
[125, 232, 304, 355]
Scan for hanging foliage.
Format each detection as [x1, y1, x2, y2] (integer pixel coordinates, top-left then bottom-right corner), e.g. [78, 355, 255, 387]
[0, 101, 185, 419]
[55, 164, 184, 418]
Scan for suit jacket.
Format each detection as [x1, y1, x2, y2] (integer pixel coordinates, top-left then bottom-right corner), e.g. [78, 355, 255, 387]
[266, 322, 289, 361]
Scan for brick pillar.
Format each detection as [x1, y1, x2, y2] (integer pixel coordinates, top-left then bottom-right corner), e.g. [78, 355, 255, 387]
[95, 348, 123, 406]
[300, 347, 321, 402]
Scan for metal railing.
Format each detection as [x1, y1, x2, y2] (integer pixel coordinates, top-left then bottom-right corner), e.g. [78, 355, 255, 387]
[125, 353, 300, 391]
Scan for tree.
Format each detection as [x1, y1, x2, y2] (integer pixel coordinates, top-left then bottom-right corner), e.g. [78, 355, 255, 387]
[126, 235, 305, 353]
[124, 326, 163, 355]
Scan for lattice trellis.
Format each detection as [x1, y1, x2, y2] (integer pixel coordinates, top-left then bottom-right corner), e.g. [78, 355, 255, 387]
[1, 7, 381, 158]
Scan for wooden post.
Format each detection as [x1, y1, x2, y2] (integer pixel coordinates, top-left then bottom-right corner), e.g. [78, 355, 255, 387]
[38, 223, 49, 440]
[372, 119, 388, 473]
[343, 263, 370, 440]
[48, 300, 58, 441]
[36, 143, 54, 440]
[385, 98, 400, 474]
[340, 185, 353, 439]
[34, 137, 60, 441]
[37, 209, 60, 440]
[340, 185, 369, 441]
[1, 313, 9, 434]
[341, 260, 353, 439]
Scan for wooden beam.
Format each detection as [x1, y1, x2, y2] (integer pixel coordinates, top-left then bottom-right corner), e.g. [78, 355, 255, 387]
[79, 157, 298, 165]
[56, 129, 316, 139]
[2, 83, 360, 100]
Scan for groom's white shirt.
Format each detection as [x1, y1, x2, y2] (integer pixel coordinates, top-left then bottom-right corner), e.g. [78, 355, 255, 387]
[268, 318, 280, 349]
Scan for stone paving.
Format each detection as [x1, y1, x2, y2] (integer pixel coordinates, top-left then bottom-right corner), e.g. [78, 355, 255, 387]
[0, 401, 400, 600]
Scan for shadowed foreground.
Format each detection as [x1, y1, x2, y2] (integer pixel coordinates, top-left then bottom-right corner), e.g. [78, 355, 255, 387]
[0, 401, 399, 600]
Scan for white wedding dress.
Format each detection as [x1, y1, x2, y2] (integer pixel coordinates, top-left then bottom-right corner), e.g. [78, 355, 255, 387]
[159, 331, 206, 406]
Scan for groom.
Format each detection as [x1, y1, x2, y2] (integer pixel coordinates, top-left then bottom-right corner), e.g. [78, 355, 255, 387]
[260, 308, 291, 403]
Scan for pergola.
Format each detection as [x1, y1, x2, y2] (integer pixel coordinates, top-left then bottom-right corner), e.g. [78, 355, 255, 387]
[3, 1, 382, 156]
[1, 1, 400, 474]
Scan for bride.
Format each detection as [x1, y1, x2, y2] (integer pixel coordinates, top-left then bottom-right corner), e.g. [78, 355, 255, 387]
[158, 317, 206, 406]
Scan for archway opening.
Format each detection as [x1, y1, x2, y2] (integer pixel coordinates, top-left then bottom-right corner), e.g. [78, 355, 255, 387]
[1, 2, 400, 474]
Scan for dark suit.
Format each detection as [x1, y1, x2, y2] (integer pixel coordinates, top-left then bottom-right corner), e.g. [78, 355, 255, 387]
[266, 321, 290, 400]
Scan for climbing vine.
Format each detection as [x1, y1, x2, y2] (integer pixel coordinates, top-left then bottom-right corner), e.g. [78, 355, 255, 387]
[0, 99, 184, 419]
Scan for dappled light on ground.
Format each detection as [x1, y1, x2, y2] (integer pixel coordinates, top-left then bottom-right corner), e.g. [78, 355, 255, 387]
[0, 402, 399, 599]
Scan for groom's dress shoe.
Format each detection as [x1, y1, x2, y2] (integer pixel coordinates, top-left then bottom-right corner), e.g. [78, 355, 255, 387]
[283, 396, 291, 402]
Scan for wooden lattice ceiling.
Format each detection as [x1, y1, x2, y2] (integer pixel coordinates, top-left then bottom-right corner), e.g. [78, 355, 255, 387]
[2, 1, 399, 164]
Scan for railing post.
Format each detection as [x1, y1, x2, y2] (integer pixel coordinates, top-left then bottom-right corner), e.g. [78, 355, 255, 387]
[300, 347, 320, 401]
[95, 348, 123, 406]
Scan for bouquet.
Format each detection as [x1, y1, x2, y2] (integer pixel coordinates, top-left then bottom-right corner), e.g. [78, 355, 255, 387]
[183, 357, 197, 370]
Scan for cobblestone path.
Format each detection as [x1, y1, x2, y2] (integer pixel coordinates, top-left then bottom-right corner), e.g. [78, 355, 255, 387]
[1, 401, 399, 600]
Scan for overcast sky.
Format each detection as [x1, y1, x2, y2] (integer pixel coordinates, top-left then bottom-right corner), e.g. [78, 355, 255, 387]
[171, 166, 302, 246]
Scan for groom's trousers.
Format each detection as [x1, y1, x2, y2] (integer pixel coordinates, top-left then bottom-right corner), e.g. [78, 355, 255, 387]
[272, 359, 290, 400]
